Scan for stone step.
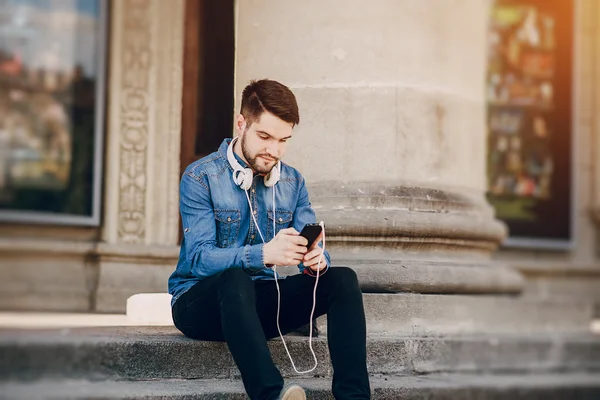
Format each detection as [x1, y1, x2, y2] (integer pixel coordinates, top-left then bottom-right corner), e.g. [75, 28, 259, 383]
[357, 293, 595, 335]
[123, 293, 596, 335]
[2, 373, 600, 399]
[1, 327, 599, 382]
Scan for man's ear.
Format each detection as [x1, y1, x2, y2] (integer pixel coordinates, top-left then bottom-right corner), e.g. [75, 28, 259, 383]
[235, 114, 246, 135]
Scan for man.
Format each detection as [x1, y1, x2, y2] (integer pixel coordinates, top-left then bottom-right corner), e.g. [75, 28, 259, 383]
[169, 79, 370, 400]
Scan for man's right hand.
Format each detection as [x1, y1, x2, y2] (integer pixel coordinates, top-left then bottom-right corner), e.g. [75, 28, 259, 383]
[263, 227, 308, 267]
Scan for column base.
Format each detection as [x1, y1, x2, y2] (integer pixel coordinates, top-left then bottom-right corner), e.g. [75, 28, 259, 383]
[310, 181, 525, 295]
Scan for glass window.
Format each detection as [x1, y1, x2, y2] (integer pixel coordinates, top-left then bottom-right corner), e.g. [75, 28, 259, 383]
[0, 0, 107, 225]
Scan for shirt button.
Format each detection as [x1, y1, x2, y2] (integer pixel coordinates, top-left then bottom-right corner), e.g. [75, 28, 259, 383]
[251, 189, 255, 193]
[278, 217, 283, 222]
[253, 210, 257, 215]
[227, 217, 231, 222]
[251, 235, 255, 239]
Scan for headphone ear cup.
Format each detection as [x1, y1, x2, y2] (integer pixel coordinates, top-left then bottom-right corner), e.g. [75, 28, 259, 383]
[228, 137, 255, 191]
[241, 168, 253, 190]
[264, 163, 280, 187]
[233, 168, 253, 190]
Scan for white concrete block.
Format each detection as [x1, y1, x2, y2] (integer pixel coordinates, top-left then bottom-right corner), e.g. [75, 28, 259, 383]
[126, 293, 174, 325]
[592, 320, 600, 335]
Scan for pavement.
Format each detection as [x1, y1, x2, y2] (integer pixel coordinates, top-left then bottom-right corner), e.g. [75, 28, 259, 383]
[0, 312, 171, 329]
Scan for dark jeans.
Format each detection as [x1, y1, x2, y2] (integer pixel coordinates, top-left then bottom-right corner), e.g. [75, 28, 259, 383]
[172, 266, 370, 400]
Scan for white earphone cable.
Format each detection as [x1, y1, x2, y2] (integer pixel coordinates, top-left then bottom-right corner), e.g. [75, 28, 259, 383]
[244, 181, 323, 374]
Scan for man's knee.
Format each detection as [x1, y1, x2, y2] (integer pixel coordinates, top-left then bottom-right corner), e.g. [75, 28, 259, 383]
[218, 267, 250, 281]
[327, 266, 360, 288]
[217, 268, 254, 297]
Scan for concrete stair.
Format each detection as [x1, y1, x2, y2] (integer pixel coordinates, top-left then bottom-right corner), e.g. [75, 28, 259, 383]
[3, 374, 600, 399]
[1, 326, 600, 399]
[123, 292, 597, 335]
[331, 293, 596, 335]
[116, 291, 599, 338]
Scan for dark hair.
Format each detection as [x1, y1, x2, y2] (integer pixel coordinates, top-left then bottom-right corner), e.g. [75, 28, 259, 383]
[240, 79, 299, 127]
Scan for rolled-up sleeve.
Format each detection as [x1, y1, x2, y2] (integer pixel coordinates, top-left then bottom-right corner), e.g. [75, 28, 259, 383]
[180, 172, 266, 278]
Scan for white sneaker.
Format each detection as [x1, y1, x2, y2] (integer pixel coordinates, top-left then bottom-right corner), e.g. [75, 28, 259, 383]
[278, 383, 306, 400]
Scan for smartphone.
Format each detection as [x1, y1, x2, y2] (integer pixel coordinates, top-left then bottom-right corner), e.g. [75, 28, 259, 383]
[299, 223, 323, 248]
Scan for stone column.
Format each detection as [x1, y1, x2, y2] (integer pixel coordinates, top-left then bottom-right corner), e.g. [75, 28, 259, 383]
[96, 0, 184, 311]
[236, 0, 523, 302]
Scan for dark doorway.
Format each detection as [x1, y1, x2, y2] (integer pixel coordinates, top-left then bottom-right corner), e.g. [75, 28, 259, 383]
[180, 0, 235, 175]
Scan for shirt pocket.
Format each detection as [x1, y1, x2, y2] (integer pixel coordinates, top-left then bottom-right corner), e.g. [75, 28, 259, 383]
[267, 209, 293, 240]
[214, 210, 241, 248]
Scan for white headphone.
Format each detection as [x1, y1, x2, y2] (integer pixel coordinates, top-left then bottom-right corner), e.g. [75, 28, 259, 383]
[227, 137, 280, 190]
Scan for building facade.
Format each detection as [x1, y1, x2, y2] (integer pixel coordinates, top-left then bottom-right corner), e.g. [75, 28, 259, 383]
[0, 0, 598, 334]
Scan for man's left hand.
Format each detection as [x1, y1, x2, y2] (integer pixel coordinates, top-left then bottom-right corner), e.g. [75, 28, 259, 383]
[302, 232, 327, 271]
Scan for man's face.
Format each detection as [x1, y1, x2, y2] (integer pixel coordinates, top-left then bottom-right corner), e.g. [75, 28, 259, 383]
[237, 111, 293, 174]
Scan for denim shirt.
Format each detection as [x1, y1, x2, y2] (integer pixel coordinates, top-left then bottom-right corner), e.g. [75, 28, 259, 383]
[168, 138, 331, 306]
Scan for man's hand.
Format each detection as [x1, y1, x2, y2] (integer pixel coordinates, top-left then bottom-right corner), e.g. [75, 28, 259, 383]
[302, 232, 327, 272]
[263, 228, 308, 266]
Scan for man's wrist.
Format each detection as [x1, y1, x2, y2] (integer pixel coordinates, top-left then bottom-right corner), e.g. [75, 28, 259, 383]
[303, 264, 328, 277]
[262, 242, 272, 266]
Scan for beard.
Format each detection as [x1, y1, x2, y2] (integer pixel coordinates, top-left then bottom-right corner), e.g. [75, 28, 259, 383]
[241, 134, 278, 174]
